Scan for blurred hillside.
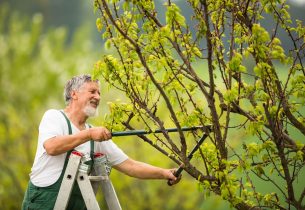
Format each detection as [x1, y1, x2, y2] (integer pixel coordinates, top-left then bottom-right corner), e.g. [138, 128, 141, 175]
[0, 0, 304, 46]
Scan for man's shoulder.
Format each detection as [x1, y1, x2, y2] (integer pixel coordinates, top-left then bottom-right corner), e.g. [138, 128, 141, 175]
[39, 109, 66, 130]
[42, 109, 64, 119]
[44, 109, 62, 114]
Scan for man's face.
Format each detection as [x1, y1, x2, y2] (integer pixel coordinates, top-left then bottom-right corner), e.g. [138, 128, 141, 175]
[76, 81, 101, 117]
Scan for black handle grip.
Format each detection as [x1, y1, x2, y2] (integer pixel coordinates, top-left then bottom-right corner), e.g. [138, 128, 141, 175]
[167, 167, 183, 186]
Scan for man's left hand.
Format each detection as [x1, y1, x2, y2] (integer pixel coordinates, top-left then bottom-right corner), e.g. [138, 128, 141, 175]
[167, 169, 182, 186]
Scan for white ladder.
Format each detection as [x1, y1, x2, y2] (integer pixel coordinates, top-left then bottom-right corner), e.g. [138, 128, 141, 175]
[54, 151, 122, 210]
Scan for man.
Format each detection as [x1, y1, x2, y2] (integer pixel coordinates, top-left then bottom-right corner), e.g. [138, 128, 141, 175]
[22, 74, 180, 210]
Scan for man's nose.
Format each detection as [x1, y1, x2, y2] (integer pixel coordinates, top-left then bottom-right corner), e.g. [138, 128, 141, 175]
[96, 94, 101, 100]
[94, 92, 101, 100]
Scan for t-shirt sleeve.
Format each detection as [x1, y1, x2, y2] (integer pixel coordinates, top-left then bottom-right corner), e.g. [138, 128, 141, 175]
[38, 109, 66, 145]
[97, 140, 128, 166]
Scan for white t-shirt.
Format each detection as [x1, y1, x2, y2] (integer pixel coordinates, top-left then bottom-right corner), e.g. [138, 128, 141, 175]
[30, 109, 128, 187]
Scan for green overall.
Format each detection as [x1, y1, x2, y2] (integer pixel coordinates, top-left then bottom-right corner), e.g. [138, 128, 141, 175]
[22, 111, 94, 210]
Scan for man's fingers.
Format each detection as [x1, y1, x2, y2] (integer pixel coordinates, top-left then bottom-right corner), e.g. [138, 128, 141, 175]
[90, 127, 112, 141]
[105, 130, 112, 139]
[167, 174, 181, 186]
[102, 128, 112, 140]
[167, 169, 182, 186]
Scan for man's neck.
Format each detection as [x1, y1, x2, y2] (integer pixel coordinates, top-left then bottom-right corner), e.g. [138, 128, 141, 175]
[64, 106, 88, 130]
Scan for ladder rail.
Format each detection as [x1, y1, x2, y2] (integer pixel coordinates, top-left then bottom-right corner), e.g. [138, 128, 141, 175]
[77, 171, 101, 210]
[54, 151, 122, 210]
[93, 154, 122, 210]
[54, 153, 81, 210]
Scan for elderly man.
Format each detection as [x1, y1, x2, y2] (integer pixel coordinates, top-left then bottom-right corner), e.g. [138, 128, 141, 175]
[22, 74, 180, 210]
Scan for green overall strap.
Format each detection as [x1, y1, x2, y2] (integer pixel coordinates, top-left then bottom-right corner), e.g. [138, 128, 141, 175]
[59, 111, 73, 161]
[60, 110, 95, 168]
[60, 110, 72, 134]
[89, 125, 94, 172]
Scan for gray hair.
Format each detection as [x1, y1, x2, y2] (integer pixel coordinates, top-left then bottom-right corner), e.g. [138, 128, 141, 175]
[64, 74, 99, 105]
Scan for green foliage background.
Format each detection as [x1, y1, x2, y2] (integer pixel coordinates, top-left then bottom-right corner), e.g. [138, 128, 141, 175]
[0, 4, 105, 209]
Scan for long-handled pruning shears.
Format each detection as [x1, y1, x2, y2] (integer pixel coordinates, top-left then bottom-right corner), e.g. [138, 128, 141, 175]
[111, 125, 212, 186]
[111, 126, 207, 137]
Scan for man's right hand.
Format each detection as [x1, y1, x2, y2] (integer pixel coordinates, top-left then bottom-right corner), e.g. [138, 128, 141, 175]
[88, 127, 112, 141]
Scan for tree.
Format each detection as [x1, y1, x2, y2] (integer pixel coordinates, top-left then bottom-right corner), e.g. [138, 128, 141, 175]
[93, 0, 305, 209]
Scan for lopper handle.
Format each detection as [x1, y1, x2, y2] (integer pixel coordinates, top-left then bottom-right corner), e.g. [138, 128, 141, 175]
[167, 133, 210, 186]
[111, 126, 210, 137]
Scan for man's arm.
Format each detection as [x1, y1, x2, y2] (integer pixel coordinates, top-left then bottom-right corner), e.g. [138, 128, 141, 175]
[113, 158, 181, 184]
[44, 127, 111, 156]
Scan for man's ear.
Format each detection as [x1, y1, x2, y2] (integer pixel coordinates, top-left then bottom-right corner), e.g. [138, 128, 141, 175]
[70, 90, 78, 100]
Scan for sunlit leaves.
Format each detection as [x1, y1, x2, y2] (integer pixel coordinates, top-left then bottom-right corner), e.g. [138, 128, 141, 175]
[165, 3, 186, 28]
[96, 17, 103, 32]
[248, 24, 271, 60]
[295, 20, 305, 42]
[104, 101, 135, 131]
[246, 142, 261, 157]
[224, 88, 239, 103]
[227, 53, 246, 73]
[290, 74, 305, 103]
